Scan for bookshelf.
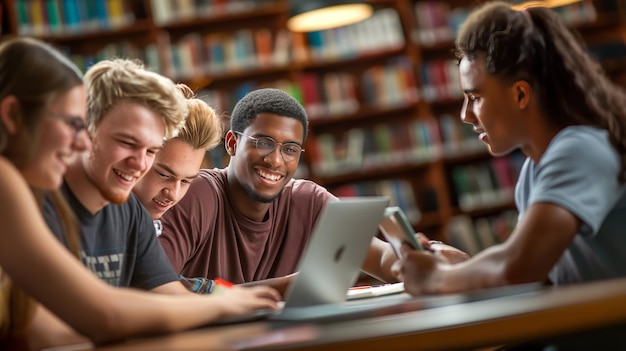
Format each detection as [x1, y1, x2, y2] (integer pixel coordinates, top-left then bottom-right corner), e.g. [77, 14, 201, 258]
[3, 0, 625, 249]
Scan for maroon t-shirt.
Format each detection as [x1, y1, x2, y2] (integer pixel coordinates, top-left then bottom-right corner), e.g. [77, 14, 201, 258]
[159, 168, 335, 283]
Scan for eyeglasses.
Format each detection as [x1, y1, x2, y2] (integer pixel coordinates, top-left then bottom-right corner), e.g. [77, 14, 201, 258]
[234, 131, 304, 163]
[50, 114, 88, 137]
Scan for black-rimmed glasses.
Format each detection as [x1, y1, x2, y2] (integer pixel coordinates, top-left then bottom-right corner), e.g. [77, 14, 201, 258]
[234, 131, 304, 163]
[50, 114, 88, 137]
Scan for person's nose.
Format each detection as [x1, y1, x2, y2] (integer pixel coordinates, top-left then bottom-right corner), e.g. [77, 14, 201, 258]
[263, 146, 284, 167]
[163, 181, 182, 201]
[460, 98, 473, 125]
[127, 150, 151, 173]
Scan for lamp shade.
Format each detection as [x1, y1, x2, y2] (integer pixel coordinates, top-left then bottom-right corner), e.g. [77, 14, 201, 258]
[511, 0, 583, 10]
[287, 0, 374, 32]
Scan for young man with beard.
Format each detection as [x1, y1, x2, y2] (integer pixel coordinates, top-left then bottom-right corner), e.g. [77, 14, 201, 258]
[42, 58, 188, 293]
[40, 58, 190, 294]
[158, 88, 468, 294]
[42, 60, 279, 301]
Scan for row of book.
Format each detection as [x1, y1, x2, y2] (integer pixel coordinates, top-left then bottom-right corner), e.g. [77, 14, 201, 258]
[155, 6, 405, 72]
[61, 40, 152, 75]
[446, 211, 518, 256]
[362, 57, 421, 109]
[298, 72, 359, 119]
[196, 59, 422, 122]
[411, 0, 599, 48]
[449, 152, 525, 212]
[57, 28, 292, 81]
[198, 78, 300, 117]
[303, 56, 420, 118]
[155, 28, 296, 81]
[307, 115, 485, 178]
[149, 0, 271, 25]
[153, 7, 406, 82]
[305, 8, 405, 62]
[412, 1, 466, 47]
[14, 0, 134, 36]
[330, 179, 422, 224]
[421, 59, 463, 103]
[63, 45, 458, 122]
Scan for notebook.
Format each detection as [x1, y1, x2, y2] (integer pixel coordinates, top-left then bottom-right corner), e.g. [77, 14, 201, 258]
[218, 196, 409, 324]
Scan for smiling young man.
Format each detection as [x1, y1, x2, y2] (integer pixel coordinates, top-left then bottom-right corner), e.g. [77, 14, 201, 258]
[133, 84, 223, 234]
[158, 88, 407, 293]
[42, 58, 192, 293]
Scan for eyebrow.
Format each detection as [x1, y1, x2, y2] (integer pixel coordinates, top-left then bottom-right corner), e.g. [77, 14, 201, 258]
[115, 132, 164, 149]
[154, 163, 199, 179]
[50, 113, 87, 126]
[56, 114, 84, 120]
[254, 133, 303, 147]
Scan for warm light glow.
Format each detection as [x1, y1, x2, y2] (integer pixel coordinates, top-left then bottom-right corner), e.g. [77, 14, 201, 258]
[287, 4, 373, 32]
[547, 0, 583, 7]
[511, 0, 583, 10]
[511, 1, 544, 10]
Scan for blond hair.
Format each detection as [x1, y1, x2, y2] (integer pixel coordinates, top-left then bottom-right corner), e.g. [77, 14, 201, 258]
[84, 58, 187, 140]
[173, 84, 222, 151]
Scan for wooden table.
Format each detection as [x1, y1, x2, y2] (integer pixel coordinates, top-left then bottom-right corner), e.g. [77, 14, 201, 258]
[54, 277, 626, 351]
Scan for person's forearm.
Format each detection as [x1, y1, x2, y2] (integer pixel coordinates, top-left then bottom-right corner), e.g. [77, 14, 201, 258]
[361, 238, 398, 283]
[24, 304, 91, 351]
[428, 244, 537, 294]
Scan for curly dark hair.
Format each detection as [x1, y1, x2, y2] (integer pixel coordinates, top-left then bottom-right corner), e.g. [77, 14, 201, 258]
[455, 1, 626, 182]
[229, 88, 308, 141]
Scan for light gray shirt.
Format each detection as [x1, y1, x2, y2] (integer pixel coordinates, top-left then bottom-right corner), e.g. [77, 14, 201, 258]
[515, 125, 626, 285]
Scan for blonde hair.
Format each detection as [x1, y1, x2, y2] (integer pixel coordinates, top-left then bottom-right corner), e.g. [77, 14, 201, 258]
[173, 84, 222, 151]
[84, 59, 187, 140]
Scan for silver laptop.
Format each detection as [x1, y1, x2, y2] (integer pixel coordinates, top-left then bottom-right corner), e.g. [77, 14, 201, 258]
[280, 196, 389, 308]
[219, 196, 414, 324]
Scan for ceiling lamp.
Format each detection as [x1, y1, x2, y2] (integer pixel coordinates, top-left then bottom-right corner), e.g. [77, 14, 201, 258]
[546, 0, 584, 7]
[287, 1, 374, 32]
[511, 0, 583, 10]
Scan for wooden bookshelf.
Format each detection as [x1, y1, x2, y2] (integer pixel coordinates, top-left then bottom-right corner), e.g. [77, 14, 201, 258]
[3, 0, 624, 246]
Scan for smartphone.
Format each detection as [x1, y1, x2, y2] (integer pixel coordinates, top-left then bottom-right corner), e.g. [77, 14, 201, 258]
[378, 206, 424, 258]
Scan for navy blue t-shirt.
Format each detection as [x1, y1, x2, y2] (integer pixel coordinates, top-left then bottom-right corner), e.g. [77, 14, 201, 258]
[43, 182, 178, 289]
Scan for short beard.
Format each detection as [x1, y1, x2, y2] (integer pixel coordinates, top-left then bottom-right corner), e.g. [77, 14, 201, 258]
[94, 179, 130, 205]
[243, 183, 281, 203]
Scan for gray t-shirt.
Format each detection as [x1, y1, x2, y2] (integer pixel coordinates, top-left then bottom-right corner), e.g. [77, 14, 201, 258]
[43, 182, 179, 290]
[515, 125, 626, 285]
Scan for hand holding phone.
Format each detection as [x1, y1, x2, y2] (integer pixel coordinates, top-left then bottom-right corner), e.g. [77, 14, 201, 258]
[378, 207, 424, 258]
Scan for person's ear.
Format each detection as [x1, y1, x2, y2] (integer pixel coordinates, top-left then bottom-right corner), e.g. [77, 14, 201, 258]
[513, 81, 531, 110]
[0, 95, 20, 134]
[224, 130, 237, 156]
